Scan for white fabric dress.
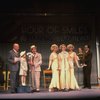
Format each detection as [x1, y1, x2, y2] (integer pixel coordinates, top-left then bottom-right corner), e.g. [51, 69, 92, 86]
[67, 52, 80, 89]
[58, 51, 70, 89]
[19, 58, 28, 76]
[49, 52, 60, 89]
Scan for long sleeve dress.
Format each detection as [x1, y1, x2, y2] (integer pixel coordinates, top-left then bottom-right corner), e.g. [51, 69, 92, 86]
[49, 52, 60, 89]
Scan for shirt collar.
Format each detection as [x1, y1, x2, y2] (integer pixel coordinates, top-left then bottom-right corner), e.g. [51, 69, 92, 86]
[13, 49, 18, 54]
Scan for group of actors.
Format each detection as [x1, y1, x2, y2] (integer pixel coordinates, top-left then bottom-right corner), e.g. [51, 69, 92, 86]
[47, 44, 92, 92]
[8, 43, 42, 93]
[7, 43, 92, 93]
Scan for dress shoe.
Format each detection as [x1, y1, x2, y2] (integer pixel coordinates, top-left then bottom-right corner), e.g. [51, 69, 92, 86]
[11, 91, 16, 93]
[22, 83, 26, 86]
[87, 87, 91, 89]
[36, 90, 40, 92]
[35, 89, 40, 92]
[53, 88, 59, 92]
[68, 88, 74, 91]
[62, 89, 69, 92]
[82, 86, 86, 89]
[49, 88, 54, 92]
[31, 89, 36, 93]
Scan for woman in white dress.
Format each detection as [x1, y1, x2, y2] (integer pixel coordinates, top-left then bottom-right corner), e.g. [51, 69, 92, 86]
[67, 44, 80, 90]
[58, 44, 70, 91]
[48, 44, 60, 92]
[19, 51, 28, 86]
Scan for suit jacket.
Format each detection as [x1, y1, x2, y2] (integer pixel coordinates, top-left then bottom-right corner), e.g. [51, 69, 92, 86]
[8, 49, 20, 71]
[84, 51, 92, 68]
[30, 52, 42, 72]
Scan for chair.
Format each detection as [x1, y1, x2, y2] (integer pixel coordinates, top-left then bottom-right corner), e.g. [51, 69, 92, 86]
[6, 71, 10, 90]
[0, 70, 6, 90]
[43, 70, 52, 88]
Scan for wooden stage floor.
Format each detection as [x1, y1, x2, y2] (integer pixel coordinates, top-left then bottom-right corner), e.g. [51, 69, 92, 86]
[0, 86, 100, 99]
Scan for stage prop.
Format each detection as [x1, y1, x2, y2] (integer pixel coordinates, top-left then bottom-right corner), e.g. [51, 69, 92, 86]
[17, 86, 31, 93]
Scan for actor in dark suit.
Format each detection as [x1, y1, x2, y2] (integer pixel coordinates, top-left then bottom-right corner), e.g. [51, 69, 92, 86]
[83, 45, 92, 89]
[8, 43, 20, 93]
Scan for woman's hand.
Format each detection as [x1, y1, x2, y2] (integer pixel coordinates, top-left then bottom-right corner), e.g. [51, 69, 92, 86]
[57, 67, 61, 71]
[47, 67, 50, 70]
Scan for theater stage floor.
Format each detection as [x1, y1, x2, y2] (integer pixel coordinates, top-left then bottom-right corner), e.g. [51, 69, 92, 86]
[0, 86, 100, 99]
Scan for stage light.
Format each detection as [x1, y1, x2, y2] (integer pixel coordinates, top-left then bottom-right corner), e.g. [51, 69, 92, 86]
[44, 13, 47, 16]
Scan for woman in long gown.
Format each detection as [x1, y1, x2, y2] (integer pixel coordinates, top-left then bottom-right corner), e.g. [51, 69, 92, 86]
[48, 44, 60, 92]
[67, 44, 80, 90]
[58, 44, 70, 91]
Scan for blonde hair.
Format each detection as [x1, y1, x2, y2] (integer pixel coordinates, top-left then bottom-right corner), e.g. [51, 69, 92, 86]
[67, 44, 74, 50]
[59, 44, 66, 50]
[50, 44, 58, 51]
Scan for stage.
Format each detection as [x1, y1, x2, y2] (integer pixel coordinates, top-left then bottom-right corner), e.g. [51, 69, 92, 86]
[0, 86, 100, 99]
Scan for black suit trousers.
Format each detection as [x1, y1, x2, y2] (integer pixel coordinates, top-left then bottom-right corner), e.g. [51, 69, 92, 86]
[83, 65, 91, 88]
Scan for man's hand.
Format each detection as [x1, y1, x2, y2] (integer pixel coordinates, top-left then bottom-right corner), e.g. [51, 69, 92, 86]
[13, 61, 17, 64]
[28, 61, 34, 66]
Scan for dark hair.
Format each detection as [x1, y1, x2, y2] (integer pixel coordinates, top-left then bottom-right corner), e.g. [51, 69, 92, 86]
[78, 47, 83, 50]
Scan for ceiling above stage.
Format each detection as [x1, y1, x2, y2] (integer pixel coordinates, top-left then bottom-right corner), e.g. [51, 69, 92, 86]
[0, 0, 100, 43]
[0, 0, 99, 14]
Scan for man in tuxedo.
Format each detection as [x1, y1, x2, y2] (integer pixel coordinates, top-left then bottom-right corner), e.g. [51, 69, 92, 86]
[8, 43, 20, 93]
[83, 45, 92, 89]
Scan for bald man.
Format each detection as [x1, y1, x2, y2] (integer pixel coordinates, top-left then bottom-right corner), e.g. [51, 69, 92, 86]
[8, 43, 20, 93]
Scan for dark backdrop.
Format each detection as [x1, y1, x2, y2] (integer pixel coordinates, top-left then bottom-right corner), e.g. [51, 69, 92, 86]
[0, 0, 99, 86]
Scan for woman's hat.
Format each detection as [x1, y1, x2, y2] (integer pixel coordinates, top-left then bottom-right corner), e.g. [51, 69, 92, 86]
[20, 51, 26, 57]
